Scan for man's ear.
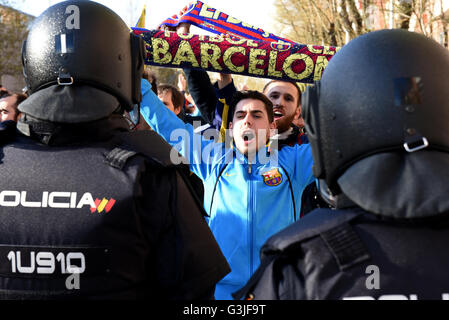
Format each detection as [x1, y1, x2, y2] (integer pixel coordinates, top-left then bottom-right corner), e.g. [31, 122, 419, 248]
[228, 122, 233, 137]
[174, 106, 182, 116]
[294, 105, 302, 120]
[269, 120, 277, 137]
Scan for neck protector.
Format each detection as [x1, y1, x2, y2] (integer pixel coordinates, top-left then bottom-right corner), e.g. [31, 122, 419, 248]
[337, 151, 449, 219]
[19, 85, 120, 124]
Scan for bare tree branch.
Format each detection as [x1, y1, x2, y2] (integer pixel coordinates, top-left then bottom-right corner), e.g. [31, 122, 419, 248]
[274, 0, 445, 48]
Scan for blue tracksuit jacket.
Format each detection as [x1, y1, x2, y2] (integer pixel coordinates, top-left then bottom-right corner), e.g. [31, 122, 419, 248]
[140, 79, 315, 299]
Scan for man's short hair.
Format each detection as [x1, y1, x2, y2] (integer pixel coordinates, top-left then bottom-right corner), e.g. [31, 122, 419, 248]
[263, 80, 303, 108]
[157, 84, 184, 109]
[0, 88, 9, 99]
[229, 90, 274, 123]
[0, 93, 27, 109]
[13, 93, 27, 106]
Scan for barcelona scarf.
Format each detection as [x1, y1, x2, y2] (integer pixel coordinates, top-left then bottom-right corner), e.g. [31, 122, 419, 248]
[158, 0, 295, 45]
[132, 1, 340, 83]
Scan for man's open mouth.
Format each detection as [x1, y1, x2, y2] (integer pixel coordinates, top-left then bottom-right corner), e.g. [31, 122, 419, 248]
[242, 131, 255, 143]
[273, 111, 284, 120]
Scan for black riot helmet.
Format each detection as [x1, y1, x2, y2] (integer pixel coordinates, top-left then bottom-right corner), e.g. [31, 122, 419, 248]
[21, 0, 145, 112]
[303, 29, 449, 196]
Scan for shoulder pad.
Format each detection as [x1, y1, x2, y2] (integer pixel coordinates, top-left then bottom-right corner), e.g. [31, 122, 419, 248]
[262, 208, 364, 252]
[114, 131, 184, 167]
[234, 208, 368, 299]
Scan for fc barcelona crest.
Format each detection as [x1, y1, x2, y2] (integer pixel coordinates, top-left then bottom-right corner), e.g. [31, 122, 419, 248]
[270, 41, 292, 52]
[262, 168, 283, 187]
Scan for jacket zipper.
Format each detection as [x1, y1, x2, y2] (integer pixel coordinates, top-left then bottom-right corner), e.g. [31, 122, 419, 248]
[247, 163, 254, 276]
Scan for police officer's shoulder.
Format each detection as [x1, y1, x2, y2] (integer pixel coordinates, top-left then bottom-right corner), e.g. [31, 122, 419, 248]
[234, 209, 366, 300]
[262, 208, 364, 253]
[114, 130, 180, 168]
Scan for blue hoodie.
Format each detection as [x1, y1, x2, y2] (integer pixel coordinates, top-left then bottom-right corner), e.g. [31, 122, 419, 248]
[140, 79, 314, 299]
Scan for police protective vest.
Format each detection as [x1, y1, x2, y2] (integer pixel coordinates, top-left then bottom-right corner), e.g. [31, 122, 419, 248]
[234, 29, 449, 301]
[0, 116, 229, 300]
[235, 207, 449, 300]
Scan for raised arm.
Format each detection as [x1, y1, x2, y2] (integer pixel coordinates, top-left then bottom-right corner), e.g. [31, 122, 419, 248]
[183, 68, 217, 124]
[140, 78, 221, 180]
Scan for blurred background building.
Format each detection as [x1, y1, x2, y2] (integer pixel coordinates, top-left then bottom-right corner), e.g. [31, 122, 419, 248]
[274, 0, 449, 47]
[0, 3, 33, 92]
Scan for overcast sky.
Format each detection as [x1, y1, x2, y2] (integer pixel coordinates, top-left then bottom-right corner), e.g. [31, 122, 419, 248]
[13, 0, 277, 33]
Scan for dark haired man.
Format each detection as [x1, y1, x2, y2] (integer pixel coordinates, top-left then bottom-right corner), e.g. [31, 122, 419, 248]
[156, 83, 208, 128]
[263, 80, 305, 144]
[157, 83, 184, 116]
[140, 82, 314, 300]
[133, 83, 208, 131]
[228, 90, 276, 159]
[0, 93, 27, 122]
[263, 80, 330, 216]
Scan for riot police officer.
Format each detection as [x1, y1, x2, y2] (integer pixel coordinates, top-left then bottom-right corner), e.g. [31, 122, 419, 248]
[0, 0, 229, 299]
[235, 29, 449, 300]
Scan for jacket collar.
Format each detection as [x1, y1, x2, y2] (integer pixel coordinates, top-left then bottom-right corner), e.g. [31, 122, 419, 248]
[229, 140, 278, 167]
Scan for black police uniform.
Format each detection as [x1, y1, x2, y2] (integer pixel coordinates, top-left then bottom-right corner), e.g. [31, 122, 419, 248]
[235, 29, 449, 301]
[0, 111, 229, 300]
[235, 206, 449, 300]
[277, 128, 332, 218]
[8, 0, 230, 299]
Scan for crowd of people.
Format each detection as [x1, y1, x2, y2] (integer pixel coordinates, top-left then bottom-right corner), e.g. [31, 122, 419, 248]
[0, 0, 448, 301]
